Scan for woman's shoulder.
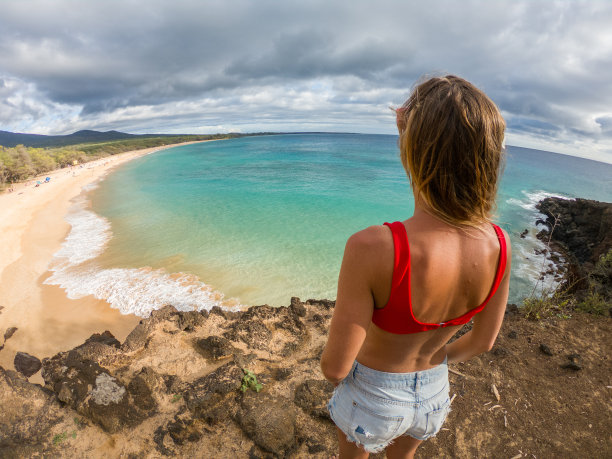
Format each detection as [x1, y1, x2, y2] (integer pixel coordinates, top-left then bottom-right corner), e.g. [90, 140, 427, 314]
[342, 224, 395, 269]
[346, 224, 393, 251]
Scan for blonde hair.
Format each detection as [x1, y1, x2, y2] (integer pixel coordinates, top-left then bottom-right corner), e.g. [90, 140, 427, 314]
[397, 75, 506, 227]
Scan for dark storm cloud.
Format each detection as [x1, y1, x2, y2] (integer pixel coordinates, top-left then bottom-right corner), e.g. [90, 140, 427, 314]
[0, 0, 611, 161]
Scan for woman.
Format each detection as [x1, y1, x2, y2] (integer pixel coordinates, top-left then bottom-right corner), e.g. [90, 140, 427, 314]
[321, 75, 511, 458]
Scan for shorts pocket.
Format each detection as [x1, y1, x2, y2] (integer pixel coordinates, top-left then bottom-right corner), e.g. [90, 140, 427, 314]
[423, 398, 450, 439]
[349, 400, 404, 445]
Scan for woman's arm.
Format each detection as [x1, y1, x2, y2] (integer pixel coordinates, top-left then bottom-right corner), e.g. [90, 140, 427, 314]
[320, 228, 381, 385]
[446, 230, 512, 364]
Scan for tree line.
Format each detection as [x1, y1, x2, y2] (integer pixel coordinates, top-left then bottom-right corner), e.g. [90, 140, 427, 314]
[0, 134, 242, 190]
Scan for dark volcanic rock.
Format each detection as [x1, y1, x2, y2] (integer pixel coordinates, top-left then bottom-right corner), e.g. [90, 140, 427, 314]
[561, 361, 582, 371]
[122, 306, 180, 352]
[274, 314, 306, 336]
[84, 330, 121, 348]
[237, 393, 298, 456]
[305, 299, 335, 309]
[196, 336, 237, 360]
[72, 331, 122, 363]
[536, 198, 612, 267]
[539, 344, 553, 356]
[0, 367, 64, 452]
[127, 366, 165, 411]
[41, 350, 149, 432]
[242, 304, 279, 321]
[224, 319, 272, 350]
[175, 311, 206, 332]
[294, 379, 334, 419]
[183, 360, 243, 424]
[290, 297, 307, 317]
[13, 352, 42, 377]
[166, 415, 204, 445]
[3, 327, 17, 341]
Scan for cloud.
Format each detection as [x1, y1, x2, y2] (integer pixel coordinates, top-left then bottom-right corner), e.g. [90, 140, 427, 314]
[0, 0, 611, 162]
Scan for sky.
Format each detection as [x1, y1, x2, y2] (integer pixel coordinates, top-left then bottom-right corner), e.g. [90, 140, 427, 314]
[1, 0, 612, 163]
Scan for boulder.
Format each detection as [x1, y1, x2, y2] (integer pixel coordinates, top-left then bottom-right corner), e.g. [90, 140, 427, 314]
[175, 311, 206, 332]
[13, 352, 42, 378]
[0, 367, 65, 452]
[289, 297, 307, 317]
[183, 360, 243, 424]
[166, 415, 204, 445]
[127, 366, 165, 411]
[242, 304, 279, 321]
[223, 319, 272, 350]
[293, 379, 334, 419]
[41, 350, 149, 433]
[236, 393, 298, 456]
[83, 330, 121, 348]
[196, 336, 237, 360]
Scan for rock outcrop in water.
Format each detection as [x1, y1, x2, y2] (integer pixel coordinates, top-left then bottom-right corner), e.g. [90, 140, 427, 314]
[536, 197, 612, 267]
[536, 197, 612, 301]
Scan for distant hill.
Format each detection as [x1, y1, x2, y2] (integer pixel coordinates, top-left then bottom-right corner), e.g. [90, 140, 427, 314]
[0, 129, 179, 148]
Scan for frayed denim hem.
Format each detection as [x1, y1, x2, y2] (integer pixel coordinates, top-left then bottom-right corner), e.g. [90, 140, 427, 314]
[341, 432, 393, 454]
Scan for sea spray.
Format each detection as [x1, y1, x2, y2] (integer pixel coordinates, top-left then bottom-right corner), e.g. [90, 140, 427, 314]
[44, 195, 239, 317]
[505, 190, 570, 294]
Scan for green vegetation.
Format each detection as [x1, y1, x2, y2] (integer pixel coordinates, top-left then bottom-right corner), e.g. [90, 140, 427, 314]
[52, 429, 77, 445]
[522, 249, 611, 320]
[171, 394, 182, 403]
[576, 249, 612, 315]
[240, 369, 263, 393]
[52, 432, 68, 445]
[522, 291, 575, 320]
[0, 133, 252, 191]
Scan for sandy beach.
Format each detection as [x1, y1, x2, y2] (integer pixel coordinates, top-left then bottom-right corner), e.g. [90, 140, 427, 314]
[0, 141, 206, 383]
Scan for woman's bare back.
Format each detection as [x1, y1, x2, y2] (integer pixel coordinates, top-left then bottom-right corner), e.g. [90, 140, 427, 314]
[356, 210, 506, 373]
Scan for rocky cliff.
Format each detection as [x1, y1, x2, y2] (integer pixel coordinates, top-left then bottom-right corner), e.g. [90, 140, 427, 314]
[2, 299, 611, 458]
[536, 197, 612, 301]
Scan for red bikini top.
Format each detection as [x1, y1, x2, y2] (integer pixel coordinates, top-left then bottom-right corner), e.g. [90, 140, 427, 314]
[372, 221, 507, 334]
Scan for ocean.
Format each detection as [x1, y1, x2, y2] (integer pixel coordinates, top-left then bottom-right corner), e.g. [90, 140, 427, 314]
[44, 134, 612, 317]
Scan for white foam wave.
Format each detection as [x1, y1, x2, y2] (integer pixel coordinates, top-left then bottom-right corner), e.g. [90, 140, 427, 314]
[506, 190, 572, 295]
[51, 206, 112, 266]
[45, 199, 236, 317]
[506, 190, 573, 213]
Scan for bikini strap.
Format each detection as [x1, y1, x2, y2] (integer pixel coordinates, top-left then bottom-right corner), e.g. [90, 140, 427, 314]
[383, 221, 410, 289]
[480, 223, 507, 306]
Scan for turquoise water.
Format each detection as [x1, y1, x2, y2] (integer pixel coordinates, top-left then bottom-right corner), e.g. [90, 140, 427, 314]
[47, 134, 612, 315]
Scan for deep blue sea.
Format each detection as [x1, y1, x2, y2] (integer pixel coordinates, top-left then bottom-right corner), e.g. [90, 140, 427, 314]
[44, 134, 612, 316]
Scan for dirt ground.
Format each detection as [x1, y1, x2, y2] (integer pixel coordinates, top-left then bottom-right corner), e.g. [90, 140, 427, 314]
[415, 309, 612, 459]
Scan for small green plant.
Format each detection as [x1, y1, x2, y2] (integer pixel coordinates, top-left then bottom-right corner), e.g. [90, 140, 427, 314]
[52, 432, 68, 445]
[576, 291, 608, 315]
[522, 290, 575, 320]
[240, 369, 263, 393]
[171, 394, 182, 403]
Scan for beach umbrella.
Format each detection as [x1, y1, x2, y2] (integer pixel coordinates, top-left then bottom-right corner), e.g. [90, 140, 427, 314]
[45, 177, 51, 182]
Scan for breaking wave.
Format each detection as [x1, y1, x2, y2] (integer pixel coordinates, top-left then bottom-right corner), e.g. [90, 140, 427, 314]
[44, 195, 237, 317]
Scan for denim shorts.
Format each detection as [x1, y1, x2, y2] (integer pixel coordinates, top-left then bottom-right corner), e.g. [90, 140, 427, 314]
[327, 358, 450, 453]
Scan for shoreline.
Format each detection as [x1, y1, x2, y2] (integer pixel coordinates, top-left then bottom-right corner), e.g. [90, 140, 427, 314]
[0, 140, 210, 384]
